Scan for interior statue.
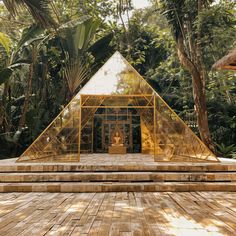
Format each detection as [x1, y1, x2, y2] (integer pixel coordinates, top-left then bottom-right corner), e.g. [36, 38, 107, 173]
[112, 132, 123, 146]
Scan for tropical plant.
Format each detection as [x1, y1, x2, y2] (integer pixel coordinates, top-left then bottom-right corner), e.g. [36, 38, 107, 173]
[158, 0, 236, 152]
[58, 17, 101, 95]
[216, 143, 236, 158]
[0, 0, 235, 160]
[0, 24, 47, 152]
[0, 32, 11, 56]
[2, 0, 57, 28]
[0, 12, 115, 158]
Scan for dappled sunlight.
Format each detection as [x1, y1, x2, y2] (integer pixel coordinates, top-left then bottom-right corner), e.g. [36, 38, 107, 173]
[165, 214, 203, 229]
[0, 192, 235, 235]
[0, 0, 235, 234]
[167, 228, 224, 236]
[164, 214, 224, 235]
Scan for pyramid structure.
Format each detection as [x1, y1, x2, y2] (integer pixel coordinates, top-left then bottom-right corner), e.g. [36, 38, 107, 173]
[17, 52, 219, 162]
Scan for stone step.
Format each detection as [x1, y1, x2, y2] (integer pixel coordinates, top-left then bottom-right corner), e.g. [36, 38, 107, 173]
[0, 172, 236, 182]
[1, 164, 236, 172]
[0, 182, 236, 192]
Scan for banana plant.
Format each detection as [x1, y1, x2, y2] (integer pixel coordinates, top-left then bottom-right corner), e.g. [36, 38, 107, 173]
[0, 16, 115, 158]
[58, 16, 101, 95]
[0, 24, 44, 85]
[0, 24, 46, 136]
[0, 32, 12, 85]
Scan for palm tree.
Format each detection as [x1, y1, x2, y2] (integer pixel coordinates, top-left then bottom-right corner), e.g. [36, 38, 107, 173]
[2, 0, 57, 28]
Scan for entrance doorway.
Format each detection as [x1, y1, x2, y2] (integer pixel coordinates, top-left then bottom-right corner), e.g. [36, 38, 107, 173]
[93, 108, 141, 153]
[80, 94, 154, 155]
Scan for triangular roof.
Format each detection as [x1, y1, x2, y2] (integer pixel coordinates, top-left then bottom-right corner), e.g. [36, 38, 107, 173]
[79, 51, 152, 94]
[17, 51, 218, 162]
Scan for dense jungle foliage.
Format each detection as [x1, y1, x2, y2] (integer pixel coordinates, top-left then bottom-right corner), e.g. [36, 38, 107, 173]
[0, 0, 235, 159]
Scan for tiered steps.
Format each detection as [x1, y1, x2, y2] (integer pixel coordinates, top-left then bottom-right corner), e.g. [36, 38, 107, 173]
[0, 161, 236, 192]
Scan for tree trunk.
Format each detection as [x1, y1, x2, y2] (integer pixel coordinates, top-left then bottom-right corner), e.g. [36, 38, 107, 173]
[1, 81, 11, 132]
[177, 37, 215, 152]
[221, 78, 234, 104]
[18, 62, 33, 129]
[192, 72, 215, 151]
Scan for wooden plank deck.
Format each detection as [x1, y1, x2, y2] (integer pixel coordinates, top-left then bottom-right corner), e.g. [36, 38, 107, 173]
[0, 192, 235, 235]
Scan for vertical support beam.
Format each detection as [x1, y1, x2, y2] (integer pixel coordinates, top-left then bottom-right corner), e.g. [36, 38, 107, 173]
[102, 117, 105, 151]
[129, 110, 133, 152]
[91, 117, 94, 153]
[78, 95, 82, 162]
[154, 95, 156, 161]
[140, 117, 143, 154]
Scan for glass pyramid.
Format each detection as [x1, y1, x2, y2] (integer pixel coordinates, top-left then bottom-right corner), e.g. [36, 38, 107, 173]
[17, 51, 219, 162]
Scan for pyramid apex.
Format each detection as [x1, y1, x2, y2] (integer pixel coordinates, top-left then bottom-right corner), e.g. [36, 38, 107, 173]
[78, 50, 153, 95]
[111, 51, 126, 60]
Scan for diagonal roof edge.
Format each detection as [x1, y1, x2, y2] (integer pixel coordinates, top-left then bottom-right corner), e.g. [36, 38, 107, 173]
[118, 52, 218, 160]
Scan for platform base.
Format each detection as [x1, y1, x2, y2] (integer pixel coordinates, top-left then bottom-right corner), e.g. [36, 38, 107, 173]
[108, 146, 127, 154]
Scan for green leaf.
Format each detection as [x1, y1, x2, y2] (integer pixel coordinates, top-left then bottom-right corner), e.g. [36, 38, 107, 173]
[0, 32, 11, 55]
[59, 16, 91, 29]
[8, 62, 30, 69]
[77, 24, 86, 50]
[3, 0, 57, 28]
[88, 33, 114, 59]
[16, 24, 44, 52]
[82, 19, 100, 51]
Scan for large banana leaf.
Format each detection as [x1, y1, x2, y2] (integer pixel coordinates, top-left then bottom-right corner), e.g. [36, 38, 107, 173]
[16, 24, 45, 52]
[78, 18, 100, 51]
[88, 33, 114, 60]
[60, 17, 100, 59]
[59, 17, 101, 94]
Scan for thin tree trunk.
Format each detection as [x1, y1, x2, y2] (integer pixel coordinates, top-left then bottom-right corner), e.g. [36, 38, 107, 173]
[118, 0, 131, 56]
[18, 62, 33, 129]
[223, 79, 234, 104]
[1, 81, 11, 132]
[177, 37, 215, 152]
[192, 72, 214, 151]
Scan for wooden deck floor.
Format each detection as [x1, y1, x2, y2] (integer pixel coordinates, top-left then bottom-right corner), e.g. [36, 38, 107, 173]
[0, 192, 236, 235]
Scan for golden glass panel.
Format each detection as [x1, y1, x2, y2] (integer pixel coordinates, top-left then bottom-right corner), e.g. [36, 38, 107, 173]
[17, 96, 81, 162]
[17, 52, 219, 162]
[141, 118, 154, 154]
